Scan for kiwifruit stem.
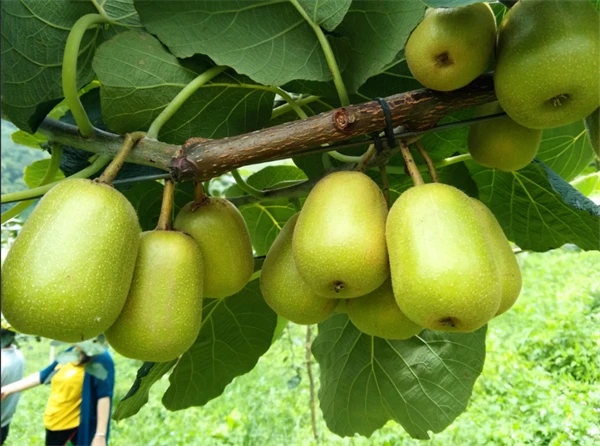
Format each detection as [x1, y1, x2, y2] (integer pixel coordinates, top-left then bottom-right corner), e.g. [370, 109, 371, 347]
[379, 166, 390, 208]
[97, 132, 146, 185]
[194, 179, 206, 203]
[156, 179, 175, 231]
[400, 141, 425, 186]
[415, 141, 438, 183]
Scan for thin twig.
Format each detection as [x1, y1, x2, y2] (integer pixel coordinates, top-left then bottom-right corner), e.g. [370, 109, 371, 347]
[414, 141, 439, 183]
[400, 141, 425, 187]
[194, 179, 206, 203]
[306, 326, 319, 441]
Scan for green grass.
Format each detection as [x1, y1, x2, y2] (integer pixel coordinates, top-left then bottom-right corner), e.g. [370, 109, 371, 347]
[5, 248, 600, 446]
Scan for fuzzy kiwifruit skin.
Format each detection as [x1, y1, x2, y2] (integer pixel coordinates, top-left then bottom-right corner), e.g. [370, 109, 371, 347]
[386, 183, 501, 332]
[174, 197, 253, 299]
[293, 171, 389, 299]
[494, 0, 600, 129]
[1, 179, 140, 342]
[468, 102, 542, 172]
[105, 230, 204, 362]
[347, 280, 422, 340]
[470, 199, 522, 316]
[260, 214, 337, 325]
[405, 3, 496, 92]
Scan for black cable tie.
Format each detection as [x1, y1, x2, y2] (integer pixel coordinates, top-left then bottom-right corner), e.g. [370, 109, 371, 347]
[370, 97, 397, 152]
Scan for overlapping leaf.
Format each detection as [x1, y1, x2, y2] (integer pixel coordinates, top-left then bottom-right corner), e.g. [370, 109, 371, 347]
[162, 279, 277, 410]
[93, 31, 275, 144]
[536, 121, 595, 182]
[23, 159, 65, 188]
[313, 314, 487, 439]
[297, 0, 352, 31]
[470, 160, 600, 251]
[113, 360, 177, 420]
[226, 165, 306, 256]
[335, 1, 425, 92]
[1, 1, 142, 133]
[134, 0, 350, 87]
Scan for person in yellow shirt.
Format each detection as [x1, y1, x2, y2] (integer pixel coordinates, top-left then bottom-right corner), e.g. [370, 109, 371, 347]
[1, 340, 114, 446]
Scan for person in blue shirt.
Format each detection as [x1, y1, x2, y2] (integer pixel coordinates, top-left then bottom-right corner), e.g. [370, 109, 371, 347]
[1, 342, 114, 446]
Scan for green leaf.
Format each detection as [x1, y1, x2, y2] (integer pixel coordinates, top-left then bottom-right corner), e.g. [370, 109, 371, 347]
[122, 181, 163, 231]
[23, 159, 65, 188]
[122, 181, 197, 231]
[226, 166, 305, 255]
[358, 52, 423, 99]
[245, 165, 307, 190]
[11, 131, 47, 150]
[134, 0, 349, 86]
[0, 0, 100, 132]
[162, 279, 277, 410]
[536, 121, 595, 182]
[571, 172, 600, 197]
[93, 31, 275, 144]
[335, 1, 425, 92]
[313, 314, 487, 439]
[296, 0, 352, 31]
[470, 160, 600, 251]
[113, 360, 177, 421]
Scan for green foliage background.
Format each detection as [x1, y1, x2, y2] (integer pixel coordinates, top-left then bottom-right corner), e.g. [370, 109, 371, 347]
[4, 248, 599, 446]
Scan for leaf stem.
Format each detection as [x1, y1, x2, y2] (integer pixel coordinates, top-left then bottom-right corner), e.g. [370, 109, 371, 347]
[230, 169, 265, 199]
[156, 179, 175, 230]
[0, 155, 110, 205]
[400, 141, 425, 186]
[271, 96, 321, 120]
[272, 88, 309, 120]
[1, 145, 64, 224]
[97, 132, 146, 184]
[415, 141, 438, 183]
[146, 66, 228, 139]
[356, 144, 376, 172]
[384, 153, 473, 175]
[62, 14, 108, 137]
[289, 0, 349, 107]
[327, 151, 362, 163]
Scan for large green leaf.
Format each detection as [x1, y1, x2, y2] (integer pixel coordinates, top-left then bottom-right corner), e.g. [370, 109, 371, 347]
[358, 52, 423, 100]
[113, 360, 177, 421]
[313, 314, 487, 439]
[93, 31, 275, 144]
[336, 1, 425, 92]
[226, 166, 305, 256]
[23, 159, 65, 188]
[536, 121, 596, 182]
[470, 160, 600, 251]
[134, 0, 349, 87]
[1, 1, 140, 133]
[162, 279, 277, 410]
[297, 0, 352, 31]
[1, 1, 98, 132]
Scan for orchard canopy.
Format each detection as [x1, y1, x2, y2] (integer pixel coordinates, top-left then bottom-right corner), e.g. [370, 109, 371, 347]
[1, 0, 599, 441]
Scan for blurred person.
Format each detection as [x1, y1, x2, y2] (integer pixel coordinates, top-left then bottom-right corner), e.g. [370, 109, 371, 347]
[0, 340, 115, 446]
[1, 328, 25, 445]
